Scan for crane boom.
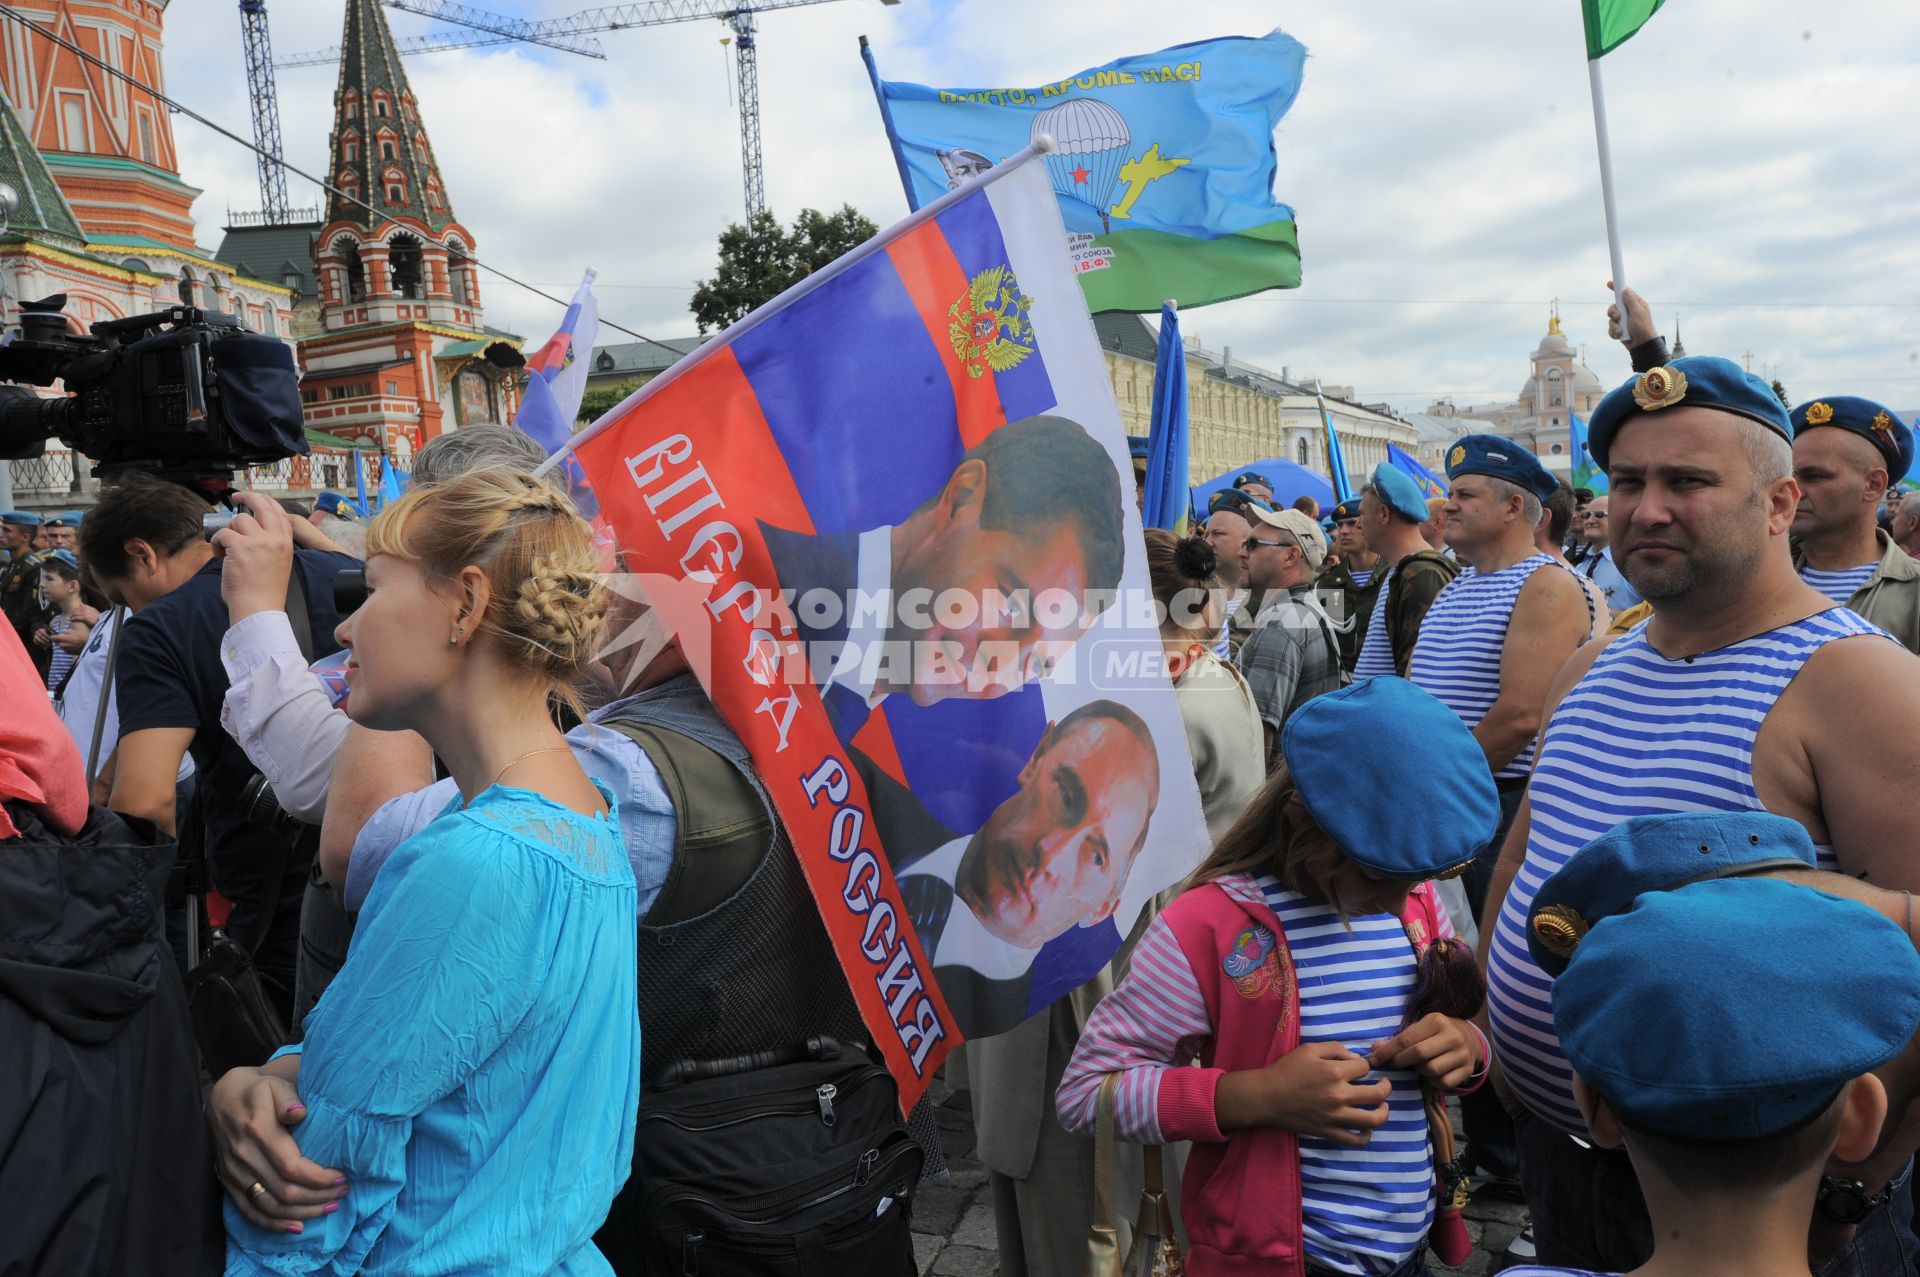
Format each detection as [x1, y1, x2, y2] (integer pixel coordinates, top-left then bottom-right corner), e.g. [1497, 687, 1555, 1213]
[380, 1, 605, 57]
[238, 0, 291, 222]
[275, 0, 884, 221]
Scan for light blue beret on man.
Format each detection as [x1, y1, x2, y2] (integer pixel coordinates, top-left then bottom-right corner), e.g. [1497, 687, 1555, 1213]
[1586, 355, 1793, 472]
[1365, 462, 1430, 523]
[1281, 675, 1500, 880]
[1, 510, 42, 528]
[1555, 877, 1920, 1143]
[1526, 811, 1819, 976]
[1790, 395, 1915, 485]
[1444, 433, 1556, 503]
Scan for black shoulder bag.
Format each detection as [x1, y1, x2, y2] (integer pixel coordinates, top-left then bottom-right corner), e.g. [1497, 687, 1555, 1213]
[182, 573, 314, 1076]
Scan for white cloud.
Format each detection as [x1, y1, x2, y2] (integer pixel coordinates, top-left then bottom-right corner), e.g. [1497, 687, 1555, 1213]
[161, 0, 1920, 413]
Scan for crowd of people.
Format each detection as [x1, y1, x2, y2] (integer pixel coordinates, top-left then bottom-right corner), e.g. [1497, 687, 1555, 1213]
[5, 285, 1920, 1277]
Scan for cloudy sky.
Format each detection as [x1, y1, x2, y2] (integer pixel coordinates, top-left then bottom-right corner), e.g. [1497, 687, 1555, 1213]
[162, 0, 1920, 417]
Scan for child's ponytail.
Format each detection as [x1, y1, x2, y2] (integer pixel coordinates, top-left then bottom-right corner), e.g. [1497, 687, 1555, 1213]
[1404, 933, 1486, 1025]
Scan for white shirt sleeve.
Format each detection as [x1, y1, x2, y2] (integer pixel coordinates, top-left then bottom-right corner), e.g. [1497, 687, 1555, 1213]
[218, 609, 351, 824]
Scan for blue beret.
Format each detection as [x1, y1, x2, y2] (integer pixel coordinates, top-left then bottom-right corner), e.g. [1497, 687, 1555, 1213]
[1557, 878, 1920, 1143]
[1330, 497, 1363, 522]
[1444, 433, 1556, 503]
[1126, 436, 1151, 460]
[1234, 471, 1273, 491]
[1206, 488, 1272, 520]
[1587, 356, 1792, 472]
[1281, 676, 1500, 879]
[1366, 463, 1429, 523]
[315, 492, 358, 518]
[1790, 396, 1914, 484]
[2, 511, 42, 527]
[40, 548, 78, 571]
[1526, 811, 1818, 976]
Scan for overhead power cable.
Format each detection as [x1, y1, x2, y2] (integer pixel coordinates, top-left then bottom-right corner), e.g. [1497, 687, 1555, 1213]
[0, 4, 686, 360]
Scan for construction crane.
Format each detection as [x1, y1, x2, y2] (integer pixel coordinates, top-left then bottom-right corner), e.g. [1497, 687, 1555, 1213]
[237, 0, 291, 222]
[280, 1, 900, 221]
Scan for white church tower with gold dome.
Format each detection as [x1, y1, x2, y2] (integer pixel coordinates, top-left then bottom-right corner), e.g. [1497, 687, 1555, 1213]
[1447, 303, 1607, 475]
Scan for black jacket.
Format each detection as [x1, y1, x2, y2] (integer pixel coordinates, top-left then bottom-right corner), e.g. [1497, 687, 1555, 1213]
[0, 802, 222, 1276]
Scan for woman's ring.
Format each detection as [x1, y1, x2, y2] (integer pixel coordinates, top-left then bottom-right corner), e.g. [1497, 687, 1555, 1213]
[247, 1181, 269, 1202]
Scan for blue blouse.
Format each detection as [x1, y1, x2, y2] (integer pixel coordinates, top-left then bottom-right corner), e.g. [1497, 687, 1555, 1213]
[225, 782, 641, 1276]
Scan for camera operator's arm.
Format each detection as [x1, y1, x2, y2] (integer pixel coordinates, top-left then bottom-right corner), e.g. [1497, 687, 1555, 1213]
[109, 728, 192, 834]
[214, 492, 351, 824]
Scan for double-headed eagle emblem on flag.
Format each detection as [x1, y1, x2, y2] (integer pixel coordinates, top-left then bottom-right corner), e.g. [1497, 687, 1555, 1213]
[949, 265, 1036, 379]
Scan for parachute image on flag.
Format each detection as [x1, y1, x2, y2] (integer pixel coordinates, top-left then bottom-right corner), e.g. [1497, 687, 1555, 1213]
[547, 149, 1207, 1107]
[863, 32, 1307, 313]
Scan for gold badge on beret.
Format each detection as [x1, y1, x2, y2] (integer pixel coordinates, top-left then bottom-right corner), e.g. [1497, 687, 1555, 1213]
[1531, 904, 1589, 957]
[1631, 366, 1688, 412]
[1449, 445, 1466, 469]
[1872, 411, 1896, 445]
[1805, 401, 1835, 426]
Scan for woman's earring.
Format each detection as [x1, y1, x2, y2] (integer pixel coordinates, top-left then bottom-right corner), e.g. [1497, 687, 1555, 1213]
[449, 629, 460, 645]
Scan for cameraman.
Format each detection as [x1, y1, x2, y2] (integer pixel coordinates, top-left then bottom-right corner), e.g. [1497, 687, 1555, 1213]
[82, 473, 358, 1024]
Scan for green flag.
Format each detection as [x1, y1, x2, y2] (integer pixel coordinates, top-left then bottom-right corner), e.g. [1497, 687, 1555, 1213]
[1583, 0, 1664, 58]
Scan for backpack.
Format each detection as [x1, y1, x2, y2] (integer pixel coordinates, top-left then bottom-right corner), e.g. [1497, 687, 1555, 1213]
[592, 715, 922, 1277]
[1386, 550, 1462, 676]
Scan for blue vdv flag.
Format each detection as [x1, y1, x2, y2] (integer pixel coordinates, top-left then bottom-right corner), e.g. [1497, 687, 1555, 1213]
[1569, 410, 1608, 494]
[1315, 384, 1352, 504]
[379, 456, 406, 508]
[1386, 443, 1448, 500]
[1143, 301, 1190, 531]
[863, 32, 1307, 313]
[352, 451, 371, 517]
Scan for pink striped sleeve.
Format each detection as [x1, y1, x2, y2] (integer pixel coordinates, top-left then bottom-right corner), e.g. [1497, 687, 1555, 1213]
[1056, 913, 1219, 1145]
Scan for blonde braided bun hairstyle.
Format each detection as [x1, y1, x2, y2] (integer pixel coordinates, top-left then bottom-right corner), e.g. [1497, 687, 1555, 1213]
[365, 467, 610, 686]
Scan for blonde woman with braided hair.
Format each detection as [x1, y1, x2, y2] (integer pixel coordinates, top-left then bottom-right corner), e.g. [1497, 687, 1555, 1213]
[220, 469, 642, 1277]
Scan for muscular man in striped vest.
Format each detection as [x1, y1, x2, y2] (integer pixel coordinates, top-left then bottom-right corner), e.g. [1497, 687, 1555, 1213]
[1478, 355, 1920, 1276]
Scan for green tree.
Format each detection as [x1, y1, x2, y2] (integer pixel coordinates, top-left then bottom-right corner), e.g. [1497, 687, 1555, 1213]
[578, 380, 641, 423]
[1771, 378, 1790, 409]
[690, 205, 879, 334]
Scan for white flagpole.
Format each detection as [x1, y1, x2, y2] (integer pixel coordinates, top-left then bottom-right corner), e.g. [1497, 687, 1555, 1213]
[1587, 57, 1630, 332]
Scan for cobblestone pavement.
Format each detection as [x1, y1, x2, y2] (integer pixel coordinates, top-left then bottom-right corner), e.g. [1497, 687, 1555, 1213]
[914, 1071, 1527, 1277]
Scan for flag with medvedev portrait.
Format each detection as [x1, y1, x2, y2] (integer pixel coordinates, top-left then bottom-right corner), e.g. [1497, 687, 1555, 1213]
[549, 152, 1207, 1111]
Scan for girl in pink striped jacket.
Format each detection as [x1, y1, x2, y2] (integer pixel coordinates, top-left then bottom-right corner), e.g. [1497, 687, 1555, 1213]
[1058, 677, 1501, 1277]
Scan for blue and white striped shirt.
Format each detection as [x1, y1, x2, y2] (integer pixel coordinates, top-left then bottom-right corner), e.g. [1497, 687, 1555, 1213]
[1350, 568, 1373, 590]
[1353, 571, 1397, 681]
[1487, 608, 1889, 1133]
[1800, 562, 1878, 607]
[1407, 554, 1560, 780]
[1258, 879, 1434, 1276]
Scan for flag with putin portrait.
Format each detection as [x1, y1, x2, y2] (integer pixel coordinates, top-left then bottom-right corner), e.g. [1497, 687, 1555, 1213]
[544, 150, 1207, 1109]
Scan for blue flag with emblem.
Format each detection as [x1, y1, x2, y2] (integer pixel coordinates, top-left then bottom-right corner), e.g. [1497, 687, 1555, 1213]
[862, 32, 1307, 313]
[1142, 301, 1190, 531]
[1386, 443, 1448, 499]
[1569, 410, 1608, 494]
